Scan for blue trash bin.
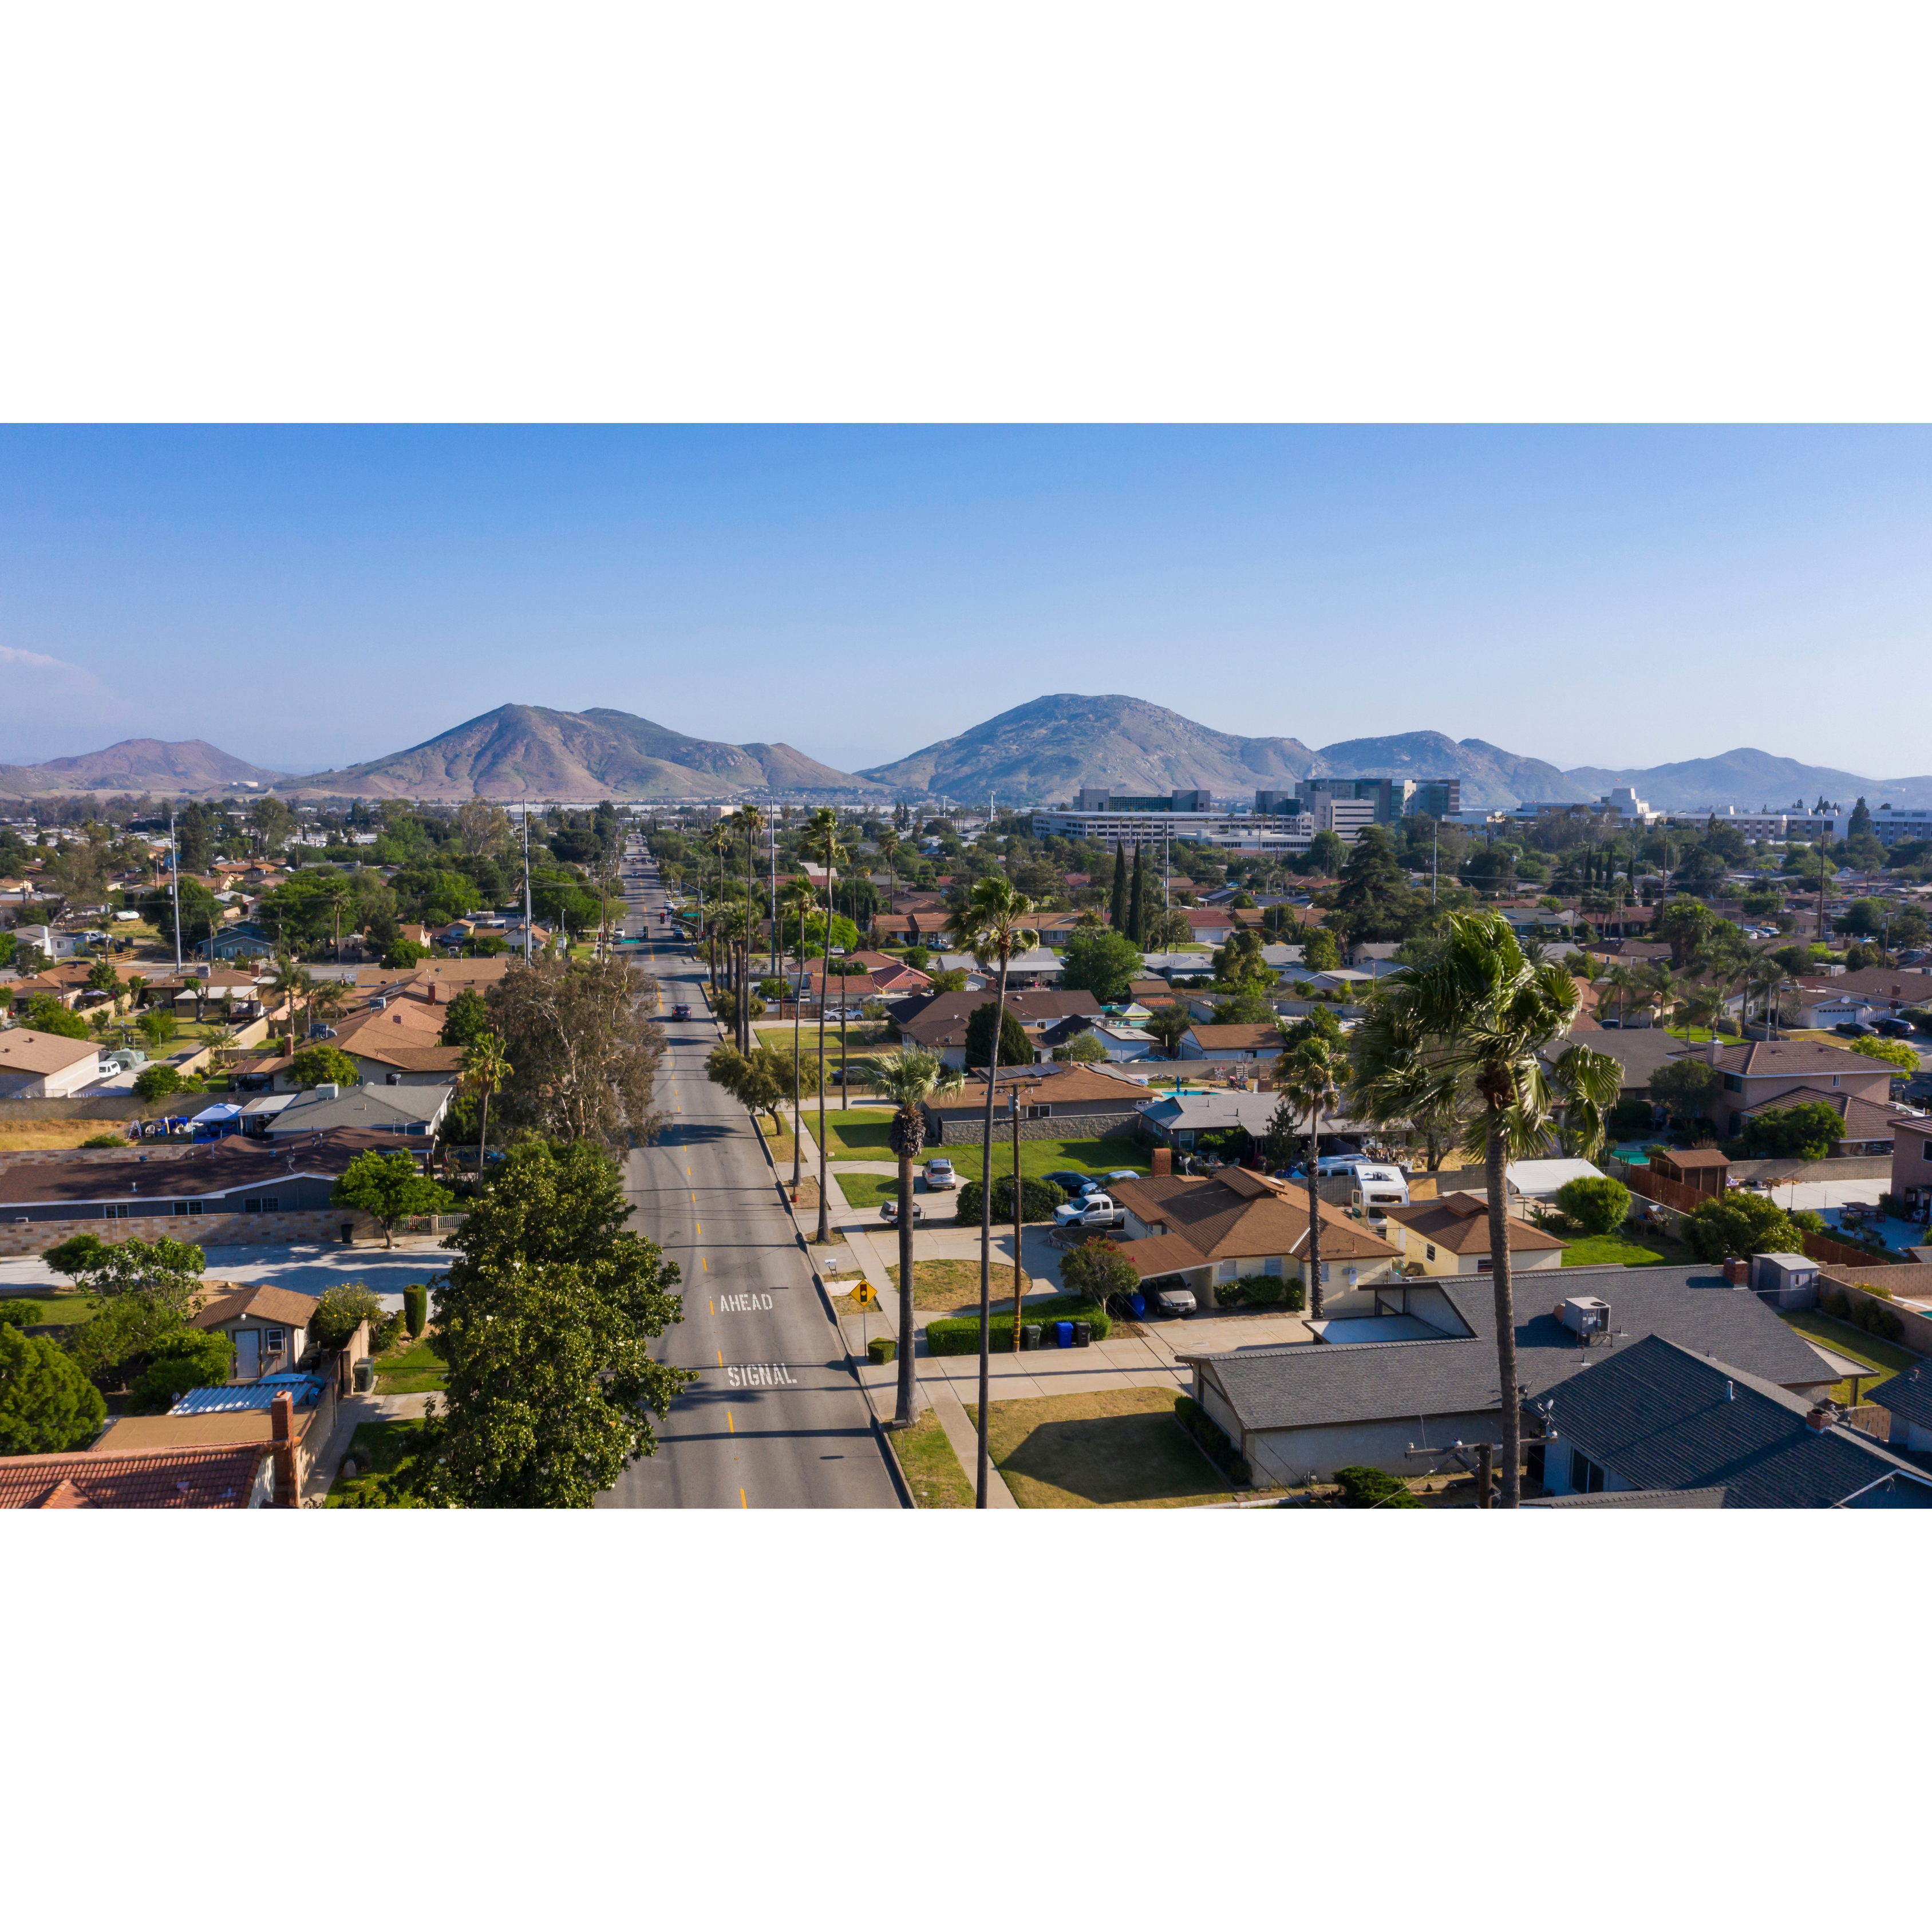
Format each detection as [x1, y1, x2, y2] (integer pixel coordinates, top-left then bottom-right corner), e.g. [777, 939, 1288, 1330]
[1128, 1291, 1146, 1318]
[1055, 1320, 1074, 1349]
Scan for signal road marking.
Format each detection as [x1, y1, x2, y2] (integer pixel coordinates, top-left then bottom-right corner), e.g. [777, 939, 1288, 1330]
[725, 1362, 801, 1389]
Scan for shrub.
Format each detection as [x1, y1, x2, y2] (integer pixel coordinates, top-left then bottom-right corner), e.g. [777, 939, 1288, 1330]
[1856, 1278, 1894, 1301]
[867, 1337, 896, 1364]
[0, 1326, 108, 1453]
[1332, 1464, 1421, 1508]
[80, 1133, 125, 1149]
[926, 1297, 1112, 1356]
[955, 1175, 1068, 1225]
[402, 1286, 429, 1338]
[1174, 1394, 1251, 1486]
[1215, 1275, 1305, 1310]
[1554, 1175, 1631, 1237]
[311, 1281, 385, 1351]
[1878, 1194, 1912, 1222]
[1610, 1097, 1654, 1137]
[132, 1064, 183, 1103]
[1060, 1236, 1139, 1305]
[290, 1044, 361, 1090]
[1681, 1191, 1815, 1265]
[371, 1311, 406, 1353]
[127, 1330, 235, 1412]
[0, 1301, 45, 1329]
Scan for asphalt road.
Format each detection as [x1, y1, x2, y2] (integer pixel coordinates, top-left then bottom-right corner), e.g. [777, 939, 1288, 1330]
[596, 836, 901, 1510]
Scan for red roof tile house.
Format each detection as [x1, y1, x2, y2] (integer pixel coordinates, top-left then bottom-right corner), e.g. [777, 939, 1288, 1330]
[0, 1442, 276, 1509]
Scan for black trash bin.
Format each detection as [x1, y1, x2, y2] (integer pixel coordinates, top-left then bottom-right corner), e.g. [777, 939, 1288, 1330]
[1020, 1323, 1041, 1352]
[1073, 1320, 1092, 1348]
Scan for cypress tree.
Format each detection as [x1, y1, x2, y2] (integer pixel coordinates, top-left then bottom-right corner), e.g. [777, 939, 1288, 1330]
[1128, 840, 1146, 946]
[1109, 843, 1129, 933]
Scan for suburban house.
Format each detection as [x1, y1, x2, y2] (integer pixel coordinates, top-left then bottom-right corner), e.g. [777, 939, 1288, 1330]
[0, 1026, 105, 1099]
[1740, 1084, 1917, 1157]
[1790, 966, 1932, 1021]
[1381, 1191, 1567, 1275]
[1888, 1118, 1932, 1216]
[0, 1440, 277, 1509]
[190, 1282, 321, 1381]
[252, 1081, 453, 1140]
[1697, 1039, 1897, 1139]
[920, 1062, 1149, 1144]
[1177, 1265, 1837, 1486]
[92, 1384, 317, 1504]
[1871, 1364, 1932, 1455]
[1086, 1021, 1157, 1061]
[1137, 1087, 1366, 1158]
[894, 989, 1102, 1068]
[1539, 1029, 1686, 1108]
[1788, 985, 1895, 1031]
[1527, 1335, 1932, 1507]
[0, 1128, 435, 1255]
[1177, 1022, 1283, 1066]
[1111, 1167, 1401, 1307]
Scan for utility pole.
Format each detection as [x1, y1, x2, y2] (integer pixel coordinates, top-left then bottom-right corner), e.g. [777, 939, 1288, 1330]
[168, 803, 182, 971]
[769, 815, 779, 980]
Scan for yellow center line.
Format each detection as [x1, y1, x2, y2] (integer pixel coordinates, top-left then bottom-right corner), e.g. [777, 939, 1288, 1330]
[701, 1257, 708, 1271]
[740, 1486, 748, 1508]
[717, 1347, 723, 1365]
[727, 1411, 734, 1433]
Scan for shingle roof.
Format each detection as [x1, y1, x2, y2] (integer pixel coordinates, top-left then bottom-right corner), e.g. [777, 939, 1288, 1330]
[1184, 1024, 1282, 1052]
[1524, 1487, 1729, 1508]
[0, 1027, 100, 1077]
[1706, 1038, 1895, 1078]
[1739, 1086, 1916, 1140]
[933, 1062, 1148, 1114]
[0, 1130, 406, 1208]
[1183, 1266, 1835, 1436]
[1528, 1336, 1932, 1507]
[0, 1441, 268, 1509]
[191, 1283, 322, 1330]
[1385, 1194, 1566, 1255]
[1875, 1364, 1932, 1430]
[1112, 1170, 1398, 1265]
[895, 989, 1102, 1049]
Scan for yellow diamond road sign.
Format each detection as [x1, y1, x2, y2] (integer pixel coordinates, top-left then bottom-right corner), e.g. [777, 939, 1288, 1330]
[850, 1280, 878, 1306]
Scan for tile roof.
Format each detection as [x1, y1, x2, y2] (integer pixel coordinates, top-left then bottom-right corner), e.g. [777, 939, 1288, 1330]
[0, 1441, 268, 1509]
[1528, 1336, 1932, 1507]
[1385, 1193, 1566, 1255]
[1705, 1038, 1896, 1078]
[191, 1283, 322, 1329]
[1112, 1170, 1399, 1265]
[1181, 1265, 1834, 1436]
[1739, 1086, 1917, 1140]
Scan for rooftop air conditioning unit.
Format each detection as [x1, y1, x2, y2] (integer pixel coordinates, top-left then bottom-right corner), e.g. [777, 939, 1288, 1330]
[1559, 1295, 1611, 1340]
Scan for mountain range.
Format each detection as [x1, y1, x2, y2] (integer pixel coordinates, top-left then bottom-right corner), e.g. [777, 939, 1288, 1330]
[6, 696, 1932, 814]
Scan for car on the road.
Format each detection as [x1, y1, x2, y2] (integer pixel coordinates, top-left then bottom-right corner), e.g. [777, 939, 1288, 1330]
[673, 1003, 692, 1020]
[1054, 1192, 1126, 1231]
[923, 1158, 957, 1190]
[879, 1198, 926, 1225]
[1872, 1015, 1916, 1038]
[1835, 1021, 1876, 1038]
[1041, 1170, 1099, 1198]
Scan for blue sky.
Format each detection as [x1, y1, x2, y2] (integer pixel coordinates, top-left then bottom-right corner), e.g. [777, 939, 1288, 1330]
[1, 425, 1927, 780]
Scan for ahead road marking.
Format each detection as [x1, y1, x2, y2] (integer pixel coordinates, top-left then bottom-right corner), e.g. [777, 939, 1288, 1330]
[717, 1292, 775, 1311]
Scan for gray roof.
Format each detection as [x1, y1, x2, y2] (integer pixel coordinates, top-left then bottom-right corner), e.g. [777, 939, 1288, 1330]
[1527, 1336, 1932, 1508]
[1183, 1266, 1835, 1436]
[1143, 1091, 1370, 1137]
[1875, 1363, 1932, 1431]
[1542, 1029, 1688, 1089]
[1524, 1487, 1729, 1509]
[262, 1082, 452, 1134]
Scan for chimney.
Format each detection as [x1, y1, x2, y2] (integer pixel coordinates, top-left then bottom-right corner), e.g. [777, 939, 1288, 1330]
[269, 1392, 298, 1506]
[1804, 1406, 1832, 1435]
[1722, 1256, 1749, 1287]
[1151, 1145, 1172, 1177]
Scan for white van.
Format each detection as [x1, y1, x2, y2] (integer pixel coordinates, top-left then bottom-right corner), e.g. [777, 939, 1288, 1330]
[1346, 1163, 1409, 1209]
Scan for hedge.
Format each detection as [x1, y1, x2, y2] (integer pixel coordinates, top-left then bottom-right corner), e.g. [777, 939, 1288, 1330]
[1214, 1275, 1306, 1311]
[867, 1337, 896, 1364]
[0, 1301, 45, 1330]
[927, 1296, 1112, 1356]
[1174, 1395, 1250, 1486]
[955, 1176, 1068, 1225]
[403, 1286, 429, 1338]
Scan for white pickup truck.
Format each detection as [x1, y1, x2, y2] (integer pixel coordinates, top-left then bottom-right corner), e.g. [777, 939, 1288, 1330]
[1054, 1192, 1127, 1231]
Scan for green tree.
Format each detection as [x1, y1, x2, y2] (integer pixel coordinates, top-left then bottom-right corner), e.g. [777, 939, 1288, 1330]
[331, 1149, 455, 1249]
[1108, 843, 1128, 934]
[1212, 987, 1278, 1026]
[1307, 829, 1348, 875]
[1327, 828, 1425, 943]
[61, 1293, 189, 1390]
[1681, 1189, 1817, 1264]
[1546, 1042, 1626, 1160]
[438, 986, 492, 1049]
[1058, 926, 1143, 1003]
[964, 1001, 1033, 1069]
[1851, 1034, 1918, 1073]
[0, 1325, 107, 1453]
[1052, 1030, 1110, 1064]
[41, 1235, 108, 1285]
[1653, 898, 1715, 968]
[289, 1044, 361, 1089]
[1348, 911, 1587, 1507]
[1127, 841, 1147, 946]
[421, 1142, 691, 1507]
[24, 995, 90, 1040]
[1553, 1175, 1631, 1235]
[1299, 926, 1342, 973]
[852, 1049, 965, 1429]
[1211, 929, 1275, 987]
[311, 1281, 386, 1350]
[86, 957, 121, 1000]
[128, 1329, 235, 1413]
[132, 1064, 184, 1103]
[63, 1235, 206, 1312]
[1263, 1092, 1302, 1170]
[1741, 1101, 1843, 1160]
[460, 1030, 512, 1178]
[1142, 1002, 1192, 1057]
[1277, 1004, 1345, 1052]
[1060, 1235, 1138, 1306]
[1649, 1056, 1724, 1123]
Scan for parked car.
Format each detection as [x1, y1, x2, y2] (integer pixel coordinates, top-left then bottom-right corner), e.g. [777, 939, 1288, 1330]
[1041, 1170, 1098, 1198]
[880, 1198, 925, 1225]
[673, 1003, 692, 1020]
[1150, 1282, 1197, 1318]
[1101, 1170, 1140, 1186]
[1054, 1192, 1125, 1231]
[1835, 1021, 1876, 1038]
[1872, 1016, 1915, 1038]
[923, 1158, 957, 1191]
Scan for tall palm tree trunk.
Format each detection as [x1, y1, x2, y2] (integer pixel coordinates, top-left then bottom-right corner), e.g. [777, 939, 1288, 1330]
[791, 949, 804, 1191]
[816, 914, 832, 1243]
[975, 957, 1011, 1508]
[840, 992, 850, 1111]
[477, 1086, 491, 1180]
[1483, 1106, 1522, 1507]
[894, 1118, 918, 1428]
[1303, 1104, 1323, 1318]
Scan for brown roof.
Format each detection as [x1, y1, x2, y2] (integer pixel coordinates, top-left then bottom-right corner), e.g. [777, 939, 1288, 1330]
[1706, 1039, 1898, 1079]
[1184, 1024, 1282, 1052]
[1120, 1232, 1212, 1280]
[1384, 1193, 1566, 1255]
[1111, 1168, 1398, 1265]
[0, 1441, 268, 1509]
[896, 989, 1102, 1050]
[1793, 968, 1932, 1001]
[95, 1408, 318, 1454]
[191, 1282, 321, 1329]
[1738, 1086, 1915, 1141]
[1129, 980, 1178, 1002]
[0, 1026, 100, 1077]
[1658, 1148, 1733, 1167]
[931, 1062, 1148, 1115]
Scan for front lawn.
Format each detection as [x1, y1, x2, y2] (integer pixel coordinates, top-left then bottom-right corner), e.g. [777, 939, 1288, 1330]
[927, 1136, 1152, 1190]
[892, 1410, 975, 1508]
[325, 1419, 430, 1507]
[1780, 1309, 1919, 1404]
[3, 1293, 96, 1329]
[373, 1333, 447, 1394]
[967, 1387, 1242, 1508]
[1562, 1228, 1698, 1269]
[884, 1258, 1035, 1311]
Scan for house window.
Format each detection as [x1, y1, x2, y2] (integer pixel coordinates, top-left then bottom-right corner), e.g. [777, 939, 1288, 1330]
[1425, 1243, 1436, 1262]
[1569, 1448, 1606, 1494]
[1477, 1258, 1494, 1273]
[1027, 1105, 1049, 1120]
[260, 1196, 278, 1214]
[263, 1328, 286, 1356]
[102, 1203, 131, 1219]
[1263, 1257, 1282, 1277]
[172, 1199, 204, 1216]
[1216, 1260, 1237, 1282]
[1722, 1074, 1743, 1092]
[245, 1199, 260, 1214]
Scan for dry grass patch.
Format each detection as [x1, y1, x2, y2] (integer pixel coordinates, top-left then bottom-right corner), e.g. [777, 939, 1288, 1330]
[892, 1409, 975, 1508]
[884, 1257, 1036, 1311]
[967, 1386, 1241, 1509]
[0, 1124, 126, 1153]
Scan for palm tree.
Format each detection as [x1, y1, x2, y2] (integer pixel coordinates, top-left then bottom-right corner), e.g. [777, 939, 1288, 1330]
[1350, 911, 1587, 1507]
[740, 803, 767, 996]
[952, 875, 1037, 1509]
[323, 876, 353, 959]
[269, 954, 313, 1050]
[461, 1030, 512, 1182]
[1546, 1041, 1625, 1160]
[1743, 954, 1785, 1037]
[1275, 1035, 1342, 1317]
[1603, 963, 1641, 1028]
[1678, 983, 1728, 1044]
[853, 1049, 965, 1429]
[706, 820, 733, 997]
[778, 875, 819, 1192]
[801, 808, 848, 1242]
